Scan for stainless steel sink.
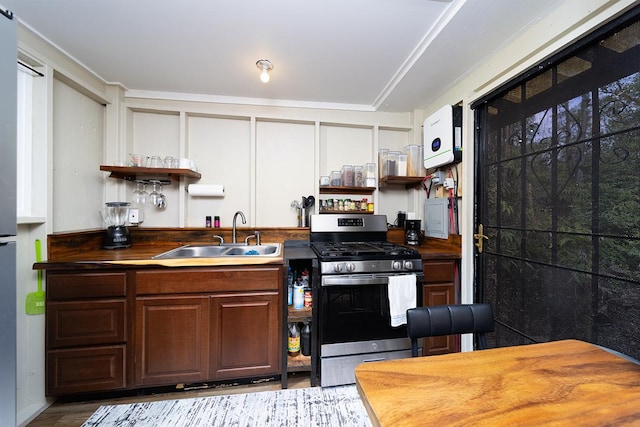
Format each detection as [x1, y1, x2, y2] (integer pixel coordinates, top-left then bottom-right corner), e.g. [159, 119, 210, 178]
[152, 243, 281, 259]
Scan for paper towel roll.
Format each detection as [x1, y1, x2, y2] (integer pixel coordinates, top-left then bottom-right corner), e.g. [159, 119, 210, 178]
[187, 184, 225, 197]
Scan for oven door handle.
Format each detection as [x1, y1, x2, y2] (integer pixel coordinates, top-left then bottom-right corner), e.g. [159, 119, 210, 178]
[321, 274, 422, 286]
[322, 275, 387, 286]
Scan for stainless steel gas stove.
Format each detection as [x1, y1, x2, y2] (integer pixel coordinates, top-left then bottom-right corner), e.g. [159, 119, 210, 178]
[309, 214, 423, 387]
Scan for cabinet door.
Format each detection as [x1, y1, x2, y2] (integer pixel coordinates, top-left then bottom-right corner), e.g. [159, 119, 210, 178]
[47, 300, 126, 348]
[135, 296, 210, 386]
[210, 292, 281, 380]
[423, 284, 456, 355]
[422, 260, 457, 356]
[46, 345, 125, 396]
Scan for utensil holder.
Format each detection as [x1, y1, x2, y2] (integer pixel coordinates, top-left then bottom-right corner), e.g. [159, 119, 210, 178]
[297, 207, 309, 227]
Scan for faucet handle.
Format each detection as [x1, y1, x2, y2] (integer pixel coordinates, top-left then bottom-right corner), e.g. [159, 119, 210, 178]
[244, 231, 261, 245]
[213, 235, 224, 245]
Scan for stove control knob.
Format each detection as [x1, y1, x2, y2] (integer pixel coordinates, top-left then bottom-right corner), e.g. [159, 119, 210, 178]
[404, 261, 413, 270]
[345, 262, 356, 272]
[333, 263, 344, 273]
[392, 261, 403, 271]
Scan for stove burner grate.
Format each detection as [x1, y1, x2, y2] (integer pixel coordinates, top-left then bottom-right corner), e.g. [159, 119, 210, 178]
[311, 241, 419, 258]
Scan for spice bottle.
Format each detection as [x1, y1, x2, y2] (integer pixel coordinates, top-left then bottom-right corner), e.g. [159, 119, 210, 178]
[205, 216, 212, 228]
[214, 216, 220, 228]
[288, 323, 300, 357]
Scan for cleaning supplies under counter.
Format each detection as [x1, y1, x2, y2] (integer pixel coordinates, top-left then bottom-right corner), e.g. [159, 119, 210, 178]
[187, 184, 225, 197]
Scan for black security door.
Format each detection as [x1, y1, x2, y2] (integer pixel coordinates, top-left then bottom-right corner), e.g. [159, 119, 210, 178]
[473, 7, 640, 356]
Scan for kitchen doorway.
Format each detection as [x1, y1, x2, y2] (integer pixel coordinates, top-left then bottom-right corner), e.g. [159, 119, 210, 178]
[472, 6, 640, 357]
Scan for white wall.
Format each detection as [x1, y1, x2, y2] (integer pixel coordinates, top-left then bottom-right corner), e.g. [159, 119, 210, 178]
[52, 78, 105, 232]
[115, 98, 417, 228]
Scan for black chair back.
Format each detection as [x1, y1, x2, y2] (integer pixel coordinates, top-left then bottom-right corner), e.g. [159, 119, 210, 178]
[406, 303, 495, 357]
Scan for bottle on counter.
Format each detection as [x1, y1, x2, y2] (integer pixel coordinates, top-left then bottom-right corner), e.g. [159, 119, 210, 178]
[205, 216, 212, 228]
[214, 216, 220, 228]
[288, 323, 300, 357]
[301, 321, 311, 356]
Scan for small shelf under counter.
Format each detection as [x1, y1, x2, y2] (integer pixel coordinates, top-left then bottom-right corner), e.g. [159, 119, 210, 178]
[100, 165, 201, 182]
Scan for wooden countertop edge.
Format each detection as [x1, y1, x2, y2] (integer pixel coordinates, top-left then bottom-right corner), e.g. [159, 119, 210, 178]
[37, 228, 460, 269]
[34, 256, 284, 270]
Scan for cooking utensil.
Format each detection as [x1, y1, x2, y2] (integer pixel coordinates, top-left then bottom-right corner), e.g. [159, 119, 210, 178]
[26, 239, 45, 315]
[305, 195, 315, 208]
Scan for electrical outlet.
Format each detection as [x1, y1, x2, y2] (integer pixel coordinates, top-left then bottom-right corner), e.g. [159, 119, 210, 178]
[128, 208, 139, 224]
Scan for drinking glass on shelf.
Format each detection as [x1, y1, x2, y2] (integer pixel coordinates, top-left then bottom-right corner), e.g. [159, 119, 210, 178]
[148, 156, 162, 168]
[128, 153, 145, 167]
[163, 156, 176, 168]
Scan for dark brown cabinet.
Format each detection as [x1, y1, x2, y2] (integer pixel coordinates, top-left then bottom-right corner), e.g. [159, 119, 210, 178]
[45, 265, 282, 396]
[422, 259, 458, 356]
[135, 296, 210, 386]
[134, 266, 282, 388]
[45, 271, 127, 396]
[210, 292, 280, 380]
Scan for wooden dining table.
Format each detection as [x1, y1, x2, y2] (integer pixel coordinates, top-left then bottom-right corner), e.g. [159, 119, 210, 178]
[354, 339, 640, 426]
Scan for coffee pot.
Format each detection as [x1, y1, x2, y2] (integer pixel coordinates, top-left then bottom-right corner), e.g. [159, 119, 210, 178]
[404, 219, 423, 246]
[100, 202, 132, 249]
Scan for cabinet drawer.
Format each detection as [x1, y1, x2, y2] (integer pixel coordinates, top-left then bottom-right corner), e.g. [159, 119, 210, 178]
[423, 260, 455, 283]
[46, 345, 126, 396]
[47, 272, 127, 300]
[47, 300, 126, 348]
[136, 266, 282, 294]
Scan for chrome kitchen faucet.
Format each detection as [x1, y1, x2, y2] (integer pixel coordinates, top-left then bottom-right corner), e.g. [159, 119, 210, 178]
[232, 211, 246, 244]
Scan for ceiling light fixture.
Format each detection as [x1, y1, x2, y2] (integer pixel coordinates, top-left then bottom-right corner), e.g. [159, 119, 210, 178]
[256, 59, 273, 83]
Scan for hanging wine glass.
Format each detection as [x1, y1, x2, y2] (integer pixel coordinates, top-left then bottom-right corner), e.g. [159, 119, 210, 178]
[132, 180, 148, 205]
[131, 180, 147, 224]
[148, 180, 161, 207]
[157, 184, 167, 209]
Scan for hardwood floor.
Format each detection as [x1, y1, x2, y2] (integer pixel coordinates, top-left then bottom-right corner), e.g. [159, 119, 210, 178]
[27, 373, 311, 427]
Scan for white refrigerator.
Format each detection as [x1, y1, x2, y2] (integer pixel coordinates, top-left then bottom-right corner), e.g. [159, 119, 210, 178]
[0, 6, 17, 427]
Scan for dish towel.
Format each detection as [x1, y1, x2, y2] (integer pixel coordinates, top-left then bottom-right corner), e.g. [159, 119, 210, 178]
[388, 274, 417, 327]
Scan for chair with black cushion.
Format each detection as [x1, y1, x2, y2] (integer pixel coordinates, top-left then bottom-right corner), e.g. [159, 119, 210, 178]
[406, 303, 495, 357]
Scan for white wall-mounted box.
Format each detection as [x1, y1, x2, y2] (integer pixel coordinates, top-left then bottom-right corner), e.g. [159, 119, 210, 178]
[423, 105, 462, 170]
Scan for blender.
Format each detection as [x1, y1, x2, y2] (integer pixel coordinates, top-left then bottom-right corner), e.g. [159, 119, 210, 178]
[101, 202, 132, 249]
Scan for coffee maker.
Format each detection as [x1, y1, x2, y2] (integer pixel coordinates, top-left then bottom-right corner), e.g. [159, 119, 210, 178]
[404, 219, 423, 246]
[101, 202, 132, 249]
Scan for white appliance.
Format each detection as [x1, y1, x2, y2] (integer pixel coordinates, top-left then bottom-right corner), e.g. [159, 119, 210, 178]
[423, 105, 462, 170]
[0, 7, 17, 426]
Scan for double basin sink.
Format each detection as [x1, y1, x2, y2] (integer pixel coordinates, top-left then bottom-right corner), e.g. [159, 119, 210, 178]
[153, 243, 282, 259]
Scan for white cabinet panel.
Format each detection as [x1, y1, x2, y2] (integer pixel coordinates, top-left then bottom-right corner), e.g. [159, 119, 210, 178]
[256, 121, 315, 227]
[187, 116, 251, 227]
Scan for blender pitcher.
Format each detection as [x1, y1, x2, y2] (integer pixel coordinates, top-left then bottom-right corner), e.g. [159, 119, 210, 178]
[100, 202, 132, 249]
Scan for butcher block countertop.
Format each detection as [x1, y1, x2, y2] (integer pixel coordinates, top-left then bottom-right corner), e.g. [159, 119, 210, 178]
[34, 227, 461, 270]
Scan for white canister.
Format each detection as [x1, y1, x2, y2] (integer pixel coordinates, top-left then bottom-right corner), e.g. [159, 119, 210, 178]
[293, 284, 305, 309]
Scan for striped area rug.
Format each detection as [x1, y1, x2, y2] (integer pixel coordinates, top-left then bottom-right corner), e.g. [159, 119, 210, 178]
[82, 385, 372, 427]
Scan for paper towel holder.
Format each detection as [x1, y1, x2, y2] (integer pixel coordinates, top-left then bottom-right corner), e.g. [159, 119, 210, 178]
[187, 184, 225, 197]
